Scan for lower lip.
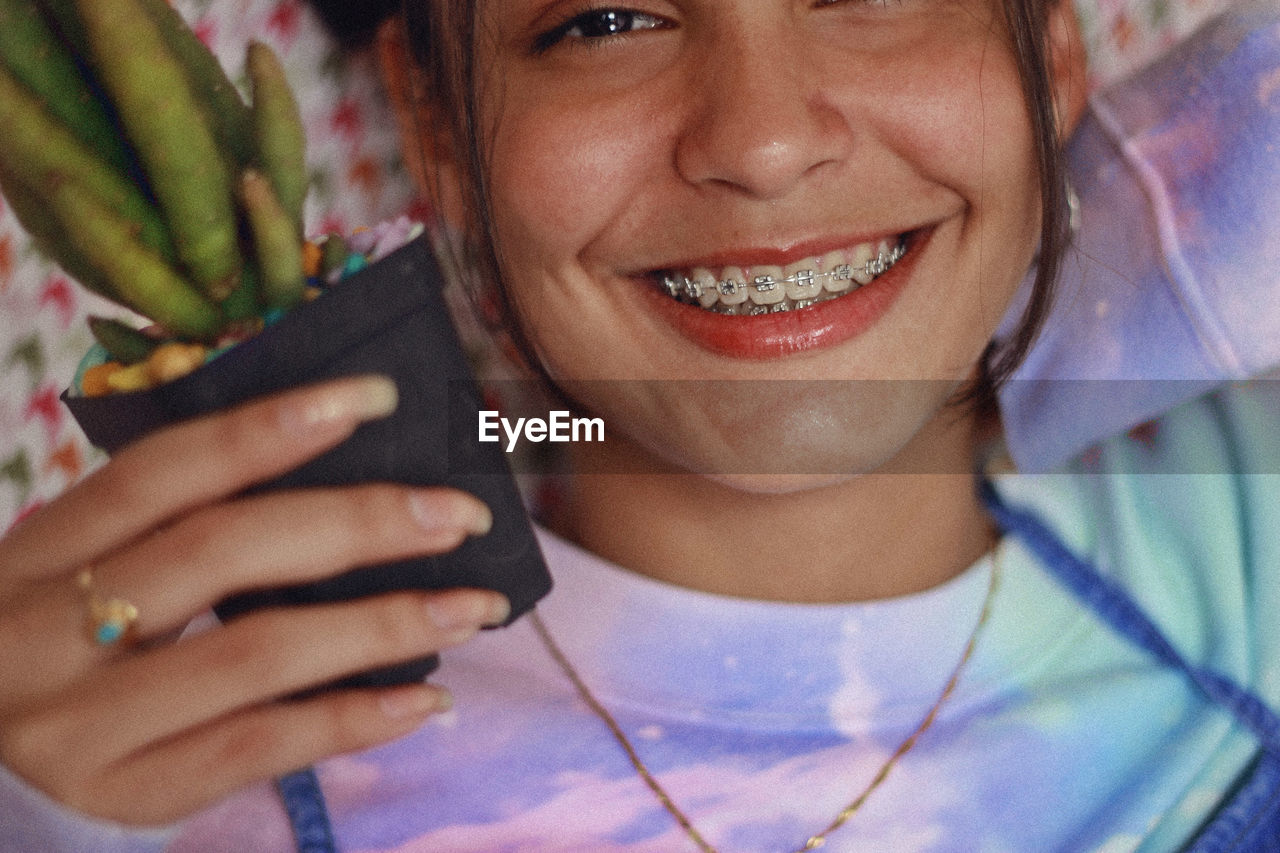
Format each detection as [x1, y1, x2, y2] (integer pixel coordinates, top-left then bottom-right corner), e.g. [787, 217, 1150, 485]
[639, 229, 930, 360]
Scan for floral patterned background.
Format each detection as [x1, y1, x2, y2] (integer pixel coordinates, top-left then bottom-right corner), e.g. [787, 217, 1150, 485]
[1077, 0, 1233, 86]
[0, 0, 1234, 529]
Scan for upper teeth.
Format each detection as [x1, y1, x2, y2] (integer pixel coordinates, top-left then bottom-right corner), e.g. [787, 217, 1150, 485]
[660, 238, 906, 314]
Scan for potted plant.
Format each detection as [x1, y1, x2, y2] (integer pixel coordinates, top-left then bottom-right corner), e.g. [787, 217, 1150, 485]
[0, 0, 551, 688]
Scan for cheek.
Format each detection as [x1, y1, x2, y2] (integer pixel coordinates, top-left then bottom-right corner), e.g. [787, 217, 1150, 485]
[486, 94, 667, 274]
[863, 39, 1042, 327]
[483, 90, 682, 379]
[873, 39, 1038, 209]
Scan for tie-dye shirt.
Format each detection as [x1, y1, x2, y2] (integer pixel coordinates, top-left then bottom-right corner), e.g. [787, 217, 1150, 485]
[998, 4, 1280, 472]
[3, 377, 1277, 852]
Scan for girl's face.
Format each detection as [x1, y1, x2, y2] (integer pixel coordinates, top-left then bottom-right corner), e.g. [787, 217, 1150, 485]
[451, 0, 1066, 486]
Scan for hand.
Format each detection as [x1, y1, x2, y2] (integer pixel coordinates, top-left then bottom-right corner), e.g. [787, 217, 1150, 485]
[0, 375, 508, 826]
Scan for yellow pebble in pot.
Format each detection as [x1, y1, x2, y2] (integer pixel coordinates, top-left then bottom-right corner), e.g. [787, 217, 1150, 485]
[146, 343, 209, 385]
[106, 363, 154, 394]
[82, 363, 124, 398]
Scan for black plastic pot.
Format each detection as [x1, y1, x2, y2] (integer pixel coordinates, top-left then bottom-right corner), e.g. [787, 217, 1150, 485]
[63, 236, 551, 690]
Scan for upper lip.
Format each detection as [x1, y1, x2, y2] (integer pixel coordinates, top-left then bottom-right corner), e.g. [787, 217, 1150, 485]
[635, 227, 922, 275]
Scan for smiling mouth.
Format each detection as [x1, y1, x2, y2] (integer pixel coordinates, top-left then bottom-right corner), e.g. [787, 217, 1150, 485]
[652, 234, 909, 315]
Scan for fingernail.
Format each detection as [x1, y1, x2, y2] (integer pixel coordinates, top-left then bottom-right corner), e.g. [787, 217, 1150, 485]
[484, 594, 511, 626]
[409, 491, 492, 538]
[379, 684, 450, 720]
[284, 376, 398, 432]
[425, 591, 511, 634]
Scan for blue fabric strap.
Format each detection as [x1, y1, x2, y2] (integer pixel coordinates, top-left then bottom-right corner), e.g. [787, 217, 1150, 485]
[979, 479, 1280, 757]
[276, 767, 338, 853]
[1185, 752, 1280, 853]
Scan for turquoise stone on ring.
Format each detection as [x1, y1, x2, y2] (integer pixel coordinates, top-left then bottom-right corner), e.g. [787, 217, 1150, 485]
[89, 596, 139, 645]
[77, 569, 139, 646]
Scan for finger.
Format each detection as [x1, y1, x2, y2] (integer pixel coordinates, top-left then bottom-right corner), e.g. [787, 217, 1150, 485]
[0, 484, 491, 703]
[96, 683, 451, 825]
[0, 374, 399, 582]
[0, 581, 101, 708]
[96, 483, 492, 641]
[45, 588, 508, 765]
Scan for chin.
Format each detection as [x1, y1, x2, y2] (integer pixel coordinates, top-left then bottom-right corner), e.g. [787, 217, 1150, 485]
[551, 344, 980, 494]
[623, 380, 955, 491]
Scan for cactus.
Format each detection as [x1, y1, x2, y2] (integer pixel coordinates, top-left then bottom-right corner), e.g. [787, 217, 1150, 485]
[0, 0, 311, 345]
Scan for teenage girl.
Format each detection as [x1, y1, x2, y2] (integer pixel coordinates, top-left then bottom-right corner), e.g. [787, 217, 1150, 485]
[1, 0, 1278, 850]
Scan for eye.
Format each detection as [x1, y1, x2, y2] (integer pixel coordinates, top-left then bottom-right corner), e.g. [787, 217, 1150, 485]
[533, 7, 670, 53]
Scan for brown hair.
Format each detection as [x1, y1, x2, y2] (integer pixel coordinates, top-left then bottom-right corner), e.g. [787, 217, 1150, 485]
[308, 0, 401, 47]
[401, 0, 1072, 406]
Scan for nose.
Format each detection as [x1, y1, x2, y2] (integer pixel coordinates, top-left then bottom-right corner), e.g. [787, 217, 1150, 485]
[674, 32, 855, 200]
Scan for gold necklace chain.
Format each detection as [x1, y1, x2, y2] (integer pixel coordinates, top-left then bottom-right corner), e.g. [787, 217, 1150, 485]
[529, 549, 1001, 853]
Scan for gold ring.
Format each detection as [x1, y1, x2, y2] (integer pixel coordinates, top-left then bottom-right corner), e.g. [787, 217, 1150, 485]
[76, 567, 139, 646]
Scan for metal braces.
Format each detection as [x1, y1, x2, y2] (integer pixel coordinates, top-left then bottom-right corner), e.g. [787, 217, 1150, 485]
[662, 242, 907, 302]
